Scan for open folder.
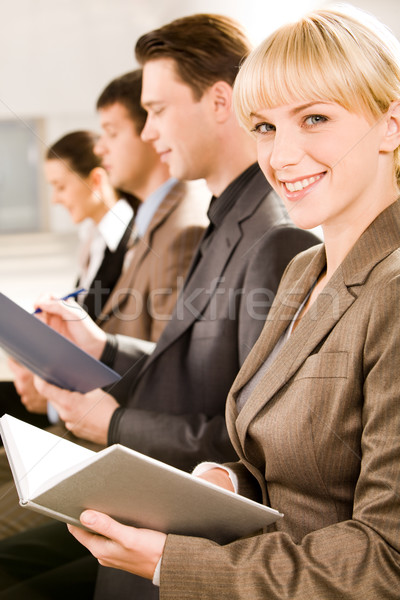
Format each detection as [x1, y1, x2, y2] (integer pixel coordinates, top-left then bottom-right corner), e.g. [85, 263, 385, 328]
[0, 415, 283, 544]
[0, 292, 120, 392]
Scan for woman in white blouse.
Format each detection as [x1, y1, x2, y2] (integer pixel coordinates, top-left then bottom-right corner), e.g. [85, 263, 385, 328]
[44, 130, 136, 319]
[6, 130, 135, 420]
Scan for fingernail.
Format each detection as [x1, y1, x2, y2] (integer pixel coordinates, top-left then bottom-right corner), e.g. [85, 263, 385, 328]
[81, 511, 96, 525]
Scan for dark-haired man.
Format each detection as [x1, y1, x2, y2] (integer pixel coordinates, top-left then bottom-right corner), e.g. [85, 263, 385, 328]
[92, 70, 209, 341]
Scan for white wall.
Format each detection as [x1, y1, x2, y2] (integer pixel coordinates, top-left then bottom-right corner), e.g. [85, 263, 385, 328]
[0, 0, 398, 231]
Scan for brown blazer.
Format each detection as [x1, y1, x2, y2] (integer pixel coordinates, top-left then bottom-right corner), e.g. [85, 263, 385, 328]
[161, 199, 400, 599]
[96, 180, 209, 342]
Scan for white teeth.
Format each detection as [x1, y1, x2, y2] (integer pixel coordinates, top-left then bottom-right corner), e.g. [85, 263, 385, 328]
[285, 175, 321, 192]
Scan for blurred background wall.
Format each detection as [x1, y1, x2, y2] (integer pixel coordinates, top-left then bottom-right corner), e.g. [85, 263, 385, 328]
[0, 0, 398, 234]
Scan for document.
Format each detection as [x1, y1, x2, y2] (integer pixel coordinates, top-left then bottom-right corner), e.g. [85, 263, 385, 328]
[0, 293, 120, 392]
[0, 415, 283, 544]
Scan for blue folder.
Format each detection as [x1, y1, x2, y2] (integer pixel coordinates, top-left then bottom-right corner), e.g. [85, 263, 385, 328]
[0, 293, 121, 393]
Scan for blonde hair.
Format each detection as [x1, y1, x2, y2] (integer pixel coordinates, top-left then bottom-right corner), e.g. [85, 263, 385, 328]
[233, 4, 400, 184]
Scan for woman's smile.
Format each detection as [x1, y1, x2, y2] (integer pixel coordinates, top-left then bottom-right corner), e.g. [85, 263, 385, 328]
[280, 173, 326, 200]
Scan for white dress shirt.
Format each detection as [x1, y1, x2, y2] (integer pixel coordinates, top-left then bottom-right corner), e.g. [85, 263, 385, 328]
[78, 199, 134, 294]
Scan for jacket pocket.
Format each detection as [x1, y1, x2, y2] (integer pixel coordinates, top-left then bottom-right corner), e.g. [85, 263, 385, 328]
[293, 351, 349, 380]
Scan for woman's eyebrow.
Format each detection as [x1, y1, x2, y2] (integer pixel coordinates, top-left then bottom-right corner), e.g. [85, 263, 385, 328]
[250, 101, 332, 120]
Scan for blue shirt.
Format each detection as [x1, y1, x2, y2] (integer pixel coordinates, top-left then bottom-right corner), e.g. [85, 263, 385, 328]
[135, 178, 178, 239]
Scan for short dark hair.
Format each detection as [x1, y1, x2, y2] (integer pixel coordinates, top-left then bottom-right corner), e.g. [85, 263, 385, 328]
[46, 130, 101, 178]
[135, 14, 252, 100]
[96, 69, 147, 134]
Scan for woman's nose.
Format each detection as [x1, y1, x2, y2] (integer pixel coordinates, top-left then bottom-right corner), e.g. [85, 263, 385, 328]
[269, 127, 303, 171]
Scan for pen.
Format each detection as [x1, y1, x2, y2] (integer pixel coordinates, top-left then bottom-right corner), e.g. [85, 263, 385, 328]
[33, 288, 86, 314]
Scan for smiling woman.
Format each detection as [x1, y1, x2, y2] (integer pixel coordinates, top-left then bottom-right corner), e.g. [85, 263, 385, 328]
[43, 131, 136, 320]
[245, 101, 393, 246]
[234, 4, 400, 274]
[45, 131, 109, 225]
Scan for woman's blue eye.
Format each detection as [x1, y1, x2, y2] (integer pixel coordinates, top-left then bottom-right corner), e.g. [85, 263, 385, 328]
[251, 122, 274, 134]
[305, 115, 327, 126]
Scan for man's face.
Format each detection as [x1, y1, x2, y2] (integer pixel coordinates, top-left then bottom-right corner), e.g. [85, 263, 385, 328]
[95, 102, 158, 197]
[141, 58, 217, 182]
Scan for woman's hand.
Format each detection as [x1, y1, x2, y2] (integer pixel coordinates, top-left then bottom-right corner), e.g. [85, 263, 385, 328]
[68, 511, 167, 580]
[196, 467, 235, 492]
[8, 358, 48, 414]
[34, 295, 107, 359]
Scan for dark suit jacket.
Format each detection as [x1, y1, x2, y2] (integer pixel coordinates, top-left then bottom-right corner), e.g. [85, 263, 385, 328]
[96, 180, 209, 342]
[161, 199, 400, 599]
[95, 167, 320, 600]
[106, 168, 319, 471]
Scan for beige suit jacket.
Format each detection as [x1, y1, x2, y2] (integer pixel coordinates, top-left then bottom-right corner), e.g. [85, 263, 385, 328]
[96, 180, 209, 342]
[161, 199, 400, 599]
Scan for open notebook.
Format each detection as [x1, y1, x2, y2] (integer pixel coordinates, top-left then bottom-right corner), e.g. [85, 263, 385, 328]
[0, 415, 283, 544]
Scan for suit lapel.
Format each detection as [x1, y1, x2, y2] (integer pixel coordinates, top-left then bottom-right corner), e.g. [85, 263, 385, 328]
[145, 208, 243, 365]
[98, 184, 184, 321]
[235, 267, 355, 447]
[143, 172, 270, 369]
[232, 198, 400, 448]
[232, 247, 327, 391]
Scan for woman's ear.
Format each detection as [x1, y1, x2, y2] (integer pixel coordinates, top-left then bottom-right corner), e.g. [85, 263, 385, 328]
[88, 167, 106, 196]
[380, 100, 400, 152]
[89, 167, 118, 208]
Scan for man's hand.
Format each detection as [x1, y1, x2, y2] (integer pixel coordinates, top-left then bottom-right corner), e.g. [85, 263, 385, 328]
[68, 511, 167, 580]
[8, 358, 48, 414]
[34, 377, 119, 445]
[34, 296, 107, 359]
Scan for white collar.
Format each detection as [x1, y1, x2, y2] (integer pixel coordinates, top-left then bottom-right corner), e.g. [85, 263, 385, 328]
[97, 199, 134, 251]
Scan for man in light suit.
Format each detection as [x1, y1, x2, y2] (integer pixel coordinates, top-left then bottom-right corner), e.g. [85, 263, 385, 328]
[0, 14, 320, 600]
[92, 70, 209, 341]
[97, 177, 209, 342]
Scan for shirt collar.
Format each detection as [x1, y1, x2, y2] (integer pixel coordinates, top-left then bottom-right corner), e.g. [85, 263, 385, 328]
[135, 178, 178, 239]
[98, 199, 134, 251]
[207, 163, 260, 228]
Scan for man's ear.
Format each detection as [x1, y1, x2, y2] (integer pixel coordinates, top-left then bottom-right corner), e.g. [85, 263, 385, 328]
[380, 100, 400, 152]
[208, 80, 233, 123]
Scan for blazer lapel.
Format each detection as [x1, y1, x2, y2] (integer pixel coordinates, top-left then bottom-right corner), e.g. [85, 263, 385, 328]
[229, 246, 325, 393]
[234, 264, 355, 447]
[232, 198, 400, 448]
[98, 184, 185, 321]
[145, 212, 243, 366]
[143, 173, 270, 369]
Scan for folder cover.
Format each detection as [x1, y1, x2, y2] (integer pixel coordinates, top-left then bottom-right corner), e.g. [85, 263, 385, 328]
[0, 293, 120, 392]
